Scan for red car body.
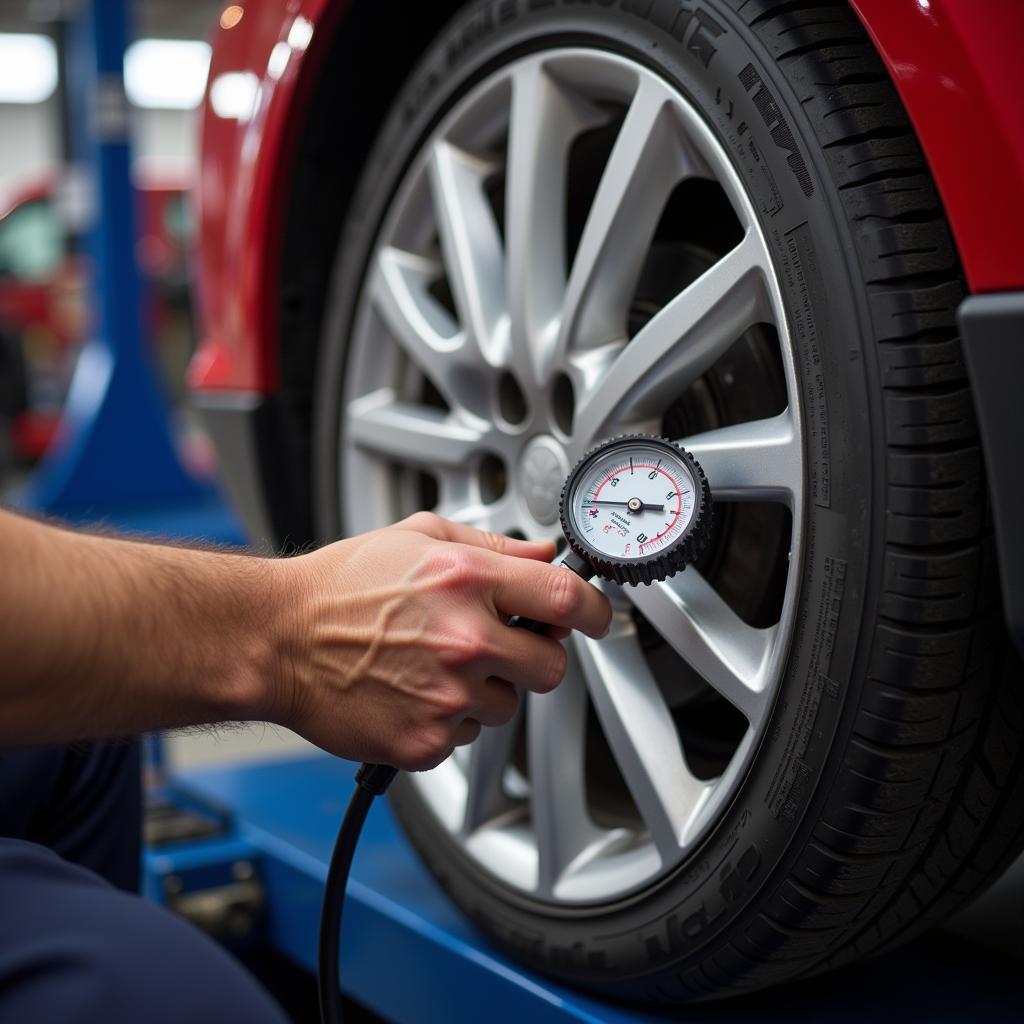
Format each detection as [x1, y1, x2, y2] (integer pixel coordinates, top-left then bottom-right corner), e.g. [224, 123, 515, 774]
[189, 0, 1024, 398]
[188, 0, 339, 394]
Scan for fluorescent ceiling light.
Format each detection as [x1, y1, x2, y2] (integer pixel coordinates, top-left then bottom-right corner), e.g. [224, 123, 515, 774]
[0, 33, 57, 104]
[209, 71, 259, 122]
[124, 39, 211, 110]
[267, 40, 291, 81]
[287, 16, 314, 52]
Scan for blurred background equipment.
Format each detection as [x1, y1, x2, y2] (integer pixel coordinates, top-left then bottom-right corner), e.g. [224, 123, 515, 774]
[0, 0, 219, 494]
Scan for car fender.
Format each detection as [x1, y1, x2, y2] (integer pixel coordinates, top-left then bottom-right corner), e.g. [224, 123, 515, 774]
[188, 0, 347, 394]
[850, 0, 1024, 293]
[189, 1, 1024, 383]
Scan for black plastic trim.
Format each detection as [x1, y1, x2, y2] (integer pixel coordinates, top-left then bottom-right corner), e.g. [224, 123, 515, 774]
[193, 392, 312, 551]
[959, 291, 1024, 655]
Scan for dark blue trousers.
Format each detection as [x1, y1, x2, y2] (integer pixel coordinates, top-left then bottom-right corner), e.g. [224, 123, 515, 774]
[0, 741, 287, 1023]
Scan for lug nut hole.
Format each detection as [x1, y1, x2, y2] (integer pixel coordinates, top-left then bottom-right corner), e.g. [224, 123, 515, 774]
[479, 454, 507, 505]
[552, 373, 575, 437]
[498, 372, 528, 426]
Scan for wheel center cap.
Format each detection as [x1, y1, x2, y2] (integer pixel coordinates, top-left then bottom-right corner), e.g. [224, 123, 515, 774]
[518, 436, 569, 526]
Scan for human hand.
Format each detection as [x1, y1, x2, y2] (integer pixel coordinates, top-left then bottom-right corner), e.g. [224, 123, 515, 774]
[271, 512, 611, 771]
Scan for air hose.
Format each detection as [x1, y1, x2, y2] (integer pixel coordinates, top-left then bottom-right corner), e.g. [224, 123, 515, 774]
[318, 761, 398, 1024]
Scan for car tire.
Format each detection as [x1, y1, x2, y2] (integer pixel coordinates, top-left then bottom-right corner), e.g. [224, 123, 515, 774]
[313, 0, 1024, 1002]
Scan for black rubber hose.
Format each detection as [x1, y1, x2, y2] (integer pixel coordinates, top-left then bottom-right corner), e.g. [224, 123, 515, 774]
[318, 762, 397, 1024]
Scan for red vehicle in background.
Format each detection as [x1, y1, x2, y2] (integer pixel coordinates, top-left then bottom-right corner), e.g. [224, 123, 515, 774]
[0, 176, 193, 467]
[189, 0, 1024, 1005]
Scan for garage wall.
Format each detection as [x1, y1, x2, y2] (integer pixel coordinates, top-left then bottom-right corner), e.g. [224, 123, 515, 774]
[134, 108, 201, 172]
[0, 102, 200, 200]
[0, 101, 58, 195]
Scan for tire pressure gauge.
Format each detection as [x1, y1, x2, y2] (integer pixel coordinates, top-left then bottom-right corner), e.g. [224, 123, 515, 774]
[560, 434, 712, 586]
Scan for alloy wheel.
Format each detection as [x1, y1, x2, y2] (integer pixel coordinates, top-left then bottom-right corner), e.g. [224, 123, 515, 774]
[340, 49, 804, 903]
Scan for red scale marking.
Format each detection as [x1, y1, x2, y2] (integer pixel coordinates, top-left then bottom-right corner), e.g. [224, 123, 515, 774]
[593, 463, 685, 555]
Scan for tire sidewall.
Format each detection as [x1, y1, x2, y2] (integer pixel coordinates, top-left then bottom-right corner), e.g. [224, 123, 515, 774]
[314, 0, 880, 988]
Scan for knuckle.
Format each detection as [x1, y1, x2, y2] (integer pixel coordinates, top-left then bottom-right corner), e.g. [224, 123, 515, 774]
[457, 719, 482, 746]
[429, 680, 472, 718]
[541, 643, 568, 691]
[402, 726, 453, 772]
[429, 546, 483, 593]
[422, 545, 457, 580]
[480, 529, 505, 553]
[547, 569, 581, 621]
[404, 510, 442, 534]
[494, 686, 520, 725]
[437, 626, 487, 670]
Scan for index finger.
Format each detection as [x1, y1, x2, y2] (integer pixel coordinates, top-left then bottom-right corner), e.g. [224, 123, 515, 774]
[394, 511, 556, 562]
[484, 551, 611, 639]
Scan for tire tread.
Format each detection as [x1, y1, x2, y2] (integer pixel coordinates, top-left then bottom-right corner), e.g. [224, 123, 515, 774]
[686, 0, 1024, 999]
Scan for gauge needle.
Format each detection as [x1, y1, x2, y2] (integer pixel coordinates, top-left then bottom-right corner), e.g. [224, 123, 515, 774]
[590, 500, 665, 512]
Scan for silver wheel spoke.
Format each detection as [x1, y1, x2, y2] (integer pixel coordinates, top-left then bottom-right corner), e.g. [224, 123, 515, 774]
[682, 410, 801, 505]
[371, 246, 488, 414]
[571, 230, 769, 450]
[557, 76, 703, 361]
[435, 493, 520, 537]
[462, 713, 520, 834]
[429, 140, 508, 365]
[575, 627, 709, 863]
[505, 61, 601, 386]
[626, 570, 775, 723]
[347, 388, 489, 469]
[528, 646, 602, 895]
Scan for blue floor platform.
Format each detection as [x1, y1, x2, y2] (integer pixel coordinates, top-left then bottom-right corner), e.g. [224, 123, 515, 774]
[148, 755, 1024, 1024]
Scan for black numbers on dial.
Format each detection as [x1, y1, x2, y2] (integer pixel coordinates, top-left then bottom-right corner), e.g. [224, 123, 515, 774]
[561, 435, 710, 586]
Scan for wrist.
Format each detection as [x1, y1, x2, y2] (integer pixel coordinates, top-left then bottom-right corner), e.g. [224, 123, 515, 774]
[190, 551, 295, 725]
[249, 547, 337, 730]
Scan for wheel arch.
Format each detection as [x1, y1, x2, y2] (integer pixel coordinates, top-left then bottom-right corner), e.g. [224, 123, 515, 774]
[190, 0, 469, 546]
[273, 0, 471, 544]
[849, 0, 1024, 293]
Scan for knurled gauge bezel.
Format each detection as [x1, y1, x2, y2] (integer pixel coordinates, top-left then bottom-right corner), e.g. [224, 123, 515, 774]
[559, 434, 712, 586]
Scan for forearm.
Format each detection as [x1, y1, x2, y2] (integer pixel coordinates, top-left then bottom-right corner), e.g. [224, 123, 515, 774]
[0, 506, 611, 768]
[0, 507, 287, 746]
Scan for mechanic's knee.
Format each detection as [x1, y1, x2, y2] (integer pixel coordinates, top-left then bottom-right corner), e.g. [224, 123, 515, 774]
[70, 894, 287, 1023]
[0, 842, 286, 1024]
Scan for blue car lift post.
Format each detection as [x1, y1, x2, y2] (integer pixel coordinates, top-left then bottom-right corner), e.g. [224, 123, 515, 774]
[14, 0, 240, 544]
[16, 2, 1021, 1021]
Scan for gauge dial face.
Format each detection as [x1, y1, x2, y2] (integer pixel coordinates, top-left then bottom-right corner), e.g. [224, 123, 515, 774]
[568, 441, 698, 562]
